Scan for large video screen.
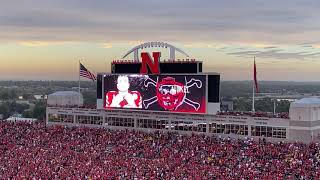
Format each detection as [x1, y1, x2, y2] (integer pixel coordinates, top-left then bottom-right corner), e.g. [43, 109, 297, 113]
[103, 74, 206, 113]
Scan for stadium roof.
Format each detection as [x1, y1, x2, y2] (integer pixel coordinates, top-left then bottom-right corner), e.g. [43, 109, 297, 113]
[47, 91, 83, 106]
[49, 91, 81, 96]
[291, 98, 320, 108]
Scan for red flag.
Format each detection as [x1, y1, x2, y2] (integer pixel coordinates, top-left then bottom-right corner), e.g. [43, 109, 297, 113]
[254, 58, 259, 93]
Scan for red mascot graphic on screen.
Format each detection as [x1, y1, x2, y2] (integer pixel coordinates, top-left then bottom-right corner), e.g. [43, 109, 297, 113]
[156, 77, 185, 110]
[143, 76, 203, 112]
[105, 75, 142, 108]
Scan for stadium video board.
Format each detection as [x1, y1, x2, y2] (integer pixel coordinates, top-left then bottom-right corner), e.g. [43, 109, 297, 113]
[103, 74, 207, 113]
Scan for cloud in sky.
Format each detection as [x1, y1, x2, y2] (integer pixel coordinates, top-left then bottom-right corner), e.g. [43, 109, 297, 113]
[227, 49, 320, 60]
[101, 43, 112, 49]
[1, 0, 320, 81]
[18, 41, 68, 47]
[224, 41, 320, 60]
[0, 0, 319, 44]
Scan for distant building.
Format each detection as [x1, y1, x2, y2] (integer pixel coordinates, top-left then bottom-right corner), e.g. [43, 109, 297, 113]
[47, 91, 83, 106]
[289, 98, 320, 142]
[5, 113, 36, 122]
[34, 95, 48, 100]
[1, 85, 19, 89]
[6, 116, 37, 122]
[276, 98, 296, 102]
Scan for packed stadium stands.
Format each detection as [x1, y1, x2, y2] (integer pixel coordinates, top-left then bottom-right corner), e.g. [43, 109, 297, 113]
[0, 121, 319, 179]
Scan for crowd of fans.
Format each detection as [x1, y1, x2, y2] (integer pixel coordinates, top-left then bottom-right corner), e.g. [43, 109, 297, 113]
[1, 121, 319, 179]
[217, 111, 290, 119]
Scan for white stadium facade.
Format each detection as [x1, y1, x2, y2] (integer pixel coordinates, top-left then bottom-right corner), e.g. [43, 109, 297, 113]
[46, 42, 320, 143]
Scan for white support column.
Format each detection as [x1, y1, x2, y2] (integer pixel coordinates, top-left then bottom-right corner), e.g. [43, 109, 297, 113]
[103, 114, 106, 126]
[134, 117, 138, 129]
[169, 47, 175, 61]
[134, 49, 139, 62]
[73, 114, 76, 124]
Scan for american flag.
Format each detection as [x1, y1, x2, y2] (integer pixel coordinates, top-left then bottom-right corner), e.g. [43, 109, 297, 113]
[80, 63, 96, 81]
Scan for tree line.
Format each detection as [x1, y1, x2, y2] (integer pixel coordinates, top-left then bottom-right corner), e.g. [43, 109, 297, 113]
[233, 97, 290, 113]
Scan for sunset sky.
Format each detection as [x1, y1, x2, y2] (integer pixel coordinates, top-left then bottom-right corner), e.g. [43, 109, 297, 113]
[0, 0, 320, 81]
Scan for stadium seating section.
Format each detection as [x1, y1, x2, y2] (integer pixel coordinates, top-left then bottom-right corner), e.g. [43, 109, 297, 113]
[0, 121, 318, 179]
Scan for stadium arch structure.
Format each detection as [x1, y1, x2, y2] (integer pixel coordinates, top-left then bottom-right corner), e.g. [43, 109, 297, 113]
[122, 41, 190, 61]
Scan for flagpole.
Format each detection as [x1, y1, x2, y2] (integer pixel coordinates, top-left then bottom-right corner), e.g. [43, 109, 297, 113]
[252, 56, 255, 113]
[78, 60, 81, 106]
